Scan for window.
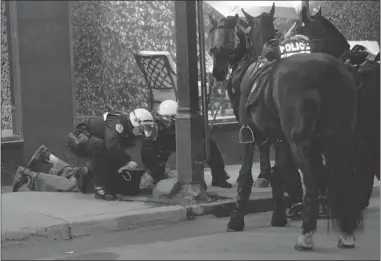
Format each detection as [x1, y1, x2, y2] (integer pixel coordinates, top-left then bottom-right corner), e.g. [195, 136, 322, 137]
[1, 1, 23, 143]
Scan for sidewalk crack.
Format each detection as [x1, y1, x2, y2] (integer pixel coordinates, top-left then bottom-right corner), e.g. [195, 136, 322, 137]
[39, 213, 72, 239]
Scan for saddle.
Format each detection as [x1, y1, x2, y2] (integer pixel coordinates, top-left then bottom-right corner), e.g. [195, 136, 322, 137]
[344, 45, 380, 90]
[228, 54, 256, 121]
[238, 59, 277, 143]
[348, 45, 380, 65]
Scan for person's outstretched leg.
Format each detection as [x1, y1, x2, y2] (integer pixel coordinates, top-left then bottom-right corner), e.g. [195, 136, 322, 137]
[12, 166, 86, 192]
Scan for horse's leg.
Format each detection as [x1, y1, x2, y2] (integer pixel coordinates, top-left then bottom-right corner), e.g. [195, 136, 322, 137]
[289, 140, 320, 251]
[254, 139, 271, 188]
[323, 133, 362, 248]
[267, 142, 288, 227]
[227, 142, 255, 232]
[310, 140, 329, 216]
[274, 140, 304, 218]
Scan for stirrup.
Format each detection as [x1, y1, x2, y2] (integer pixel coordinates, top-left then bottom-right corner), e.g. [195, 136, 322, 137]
[239, 125, 255, 144]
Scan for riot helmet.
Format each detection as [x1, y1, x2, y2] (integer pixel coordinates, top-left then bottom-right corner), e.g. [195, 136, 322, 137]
[129, 108, 158, 140]
[157, 100, 178, 129]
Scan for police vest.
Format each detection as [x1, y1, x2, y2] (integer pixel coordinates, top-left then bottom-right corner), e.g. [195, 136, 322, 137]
[280, 36, 311, 59]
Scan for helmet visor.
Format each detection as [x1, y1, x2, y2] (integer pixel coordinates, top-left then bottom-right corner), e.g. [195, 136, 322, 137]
[141, 122, 158, 140]
[158, 115, 176, 129]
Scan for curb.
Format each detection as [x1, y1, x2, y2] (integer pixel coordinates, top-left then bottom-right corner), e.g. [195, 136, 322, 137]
[2, 194, 277, 246]
[189, 195, 291, 218]
[1, 222, 71, 243]
[68, 205, 188, 238]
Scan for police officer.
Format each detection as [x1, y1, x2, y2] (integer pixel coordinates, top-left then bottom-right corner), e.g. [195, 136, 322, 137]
[141, 100, 232, 188]
[67, 109, 155, 200]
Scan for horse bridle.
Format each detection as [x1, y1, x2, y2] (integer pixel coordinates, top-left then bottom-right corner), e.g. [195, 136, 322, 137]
[209, 26, 239, 54]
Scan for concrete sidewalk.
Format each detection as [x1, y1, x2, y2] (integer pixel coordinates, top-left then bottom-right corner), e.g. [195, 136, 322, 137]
[1, 163, 277, 246]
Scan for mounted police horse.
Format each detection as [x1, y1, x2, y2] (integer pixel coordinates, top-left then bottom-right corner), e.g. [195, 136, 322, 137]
[208, 4, 363, 251]
[290, 6, 380, 209]
[211, 14, 304, 219]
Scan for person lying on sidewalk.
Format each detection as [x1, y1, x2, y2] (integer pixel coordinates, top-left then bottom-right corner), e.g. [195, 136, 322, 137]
[141, 100, 232, 188]
[12, 145, 155, 195]
[12, 145, 93, 193]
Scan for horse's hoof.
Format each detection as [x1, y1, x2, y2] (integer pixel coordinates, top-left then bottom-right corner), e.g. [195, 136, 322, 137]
[271, 212, 287, 227]
[227, 212, 245, 232]
[338, 234, 355, 249]
[227, 221, 244, 232]
[227, 227, 243, 232]
[294, 232, 315, 251]
[294, 244, 313, 251]
[254, 178, 270, 188]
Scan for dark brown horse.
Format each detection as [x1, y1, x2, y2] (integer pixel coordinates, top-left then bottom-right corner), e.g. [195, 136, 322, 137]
[291, 6, 380, 209]
[210, 13, 304, 218]
[208, 5, 363, 251]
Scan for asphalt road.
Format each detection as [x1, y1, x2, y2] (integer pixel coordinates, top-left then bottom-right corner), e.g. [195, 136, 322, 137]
[3, 189, 379, 260]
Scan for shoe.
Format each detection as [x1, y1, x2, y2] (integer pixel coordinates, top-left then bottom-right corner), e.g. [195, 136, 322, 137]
[253, 178, 270, 188]
[27, 145, 51, 168]
[94, 187, 117, 201]
[212, 179, 233, 188]
[12, 167, 31, 192]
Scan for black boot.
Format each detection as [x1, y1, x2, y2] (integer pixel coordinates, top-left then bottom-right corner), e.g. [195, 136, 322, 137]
[27, 145, 51, 169]
[212, 178, 233, 188]
[12, 166, 37, 192]
[94, 186, 117, 201]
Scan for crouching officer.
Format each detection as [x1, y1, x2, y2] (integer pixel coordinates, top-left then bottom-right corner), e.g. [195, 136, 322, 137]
[67, 108, 155, 200]
[141, 100, 232, 188]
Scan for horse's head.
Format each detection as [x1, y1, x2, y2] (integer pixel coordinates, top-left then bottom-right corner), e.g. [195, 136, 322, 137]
[242, 3, 276, 57]
[208, 14, 240, 82]
[293, 6, 350, 58]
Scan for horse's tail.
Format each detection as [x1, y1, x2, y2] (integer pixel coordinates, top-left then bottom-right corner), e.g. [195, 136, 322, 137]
[322, 132, 364, 235]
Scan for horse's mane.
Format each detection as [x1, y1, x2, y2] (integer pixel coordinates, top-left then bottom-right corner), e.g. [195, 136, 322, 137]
[319, 16, 350, 50]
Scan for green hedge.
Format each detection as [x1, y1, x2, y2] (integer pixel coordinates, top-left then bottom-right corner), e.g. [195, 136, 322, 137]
[1, 1, 379, 128]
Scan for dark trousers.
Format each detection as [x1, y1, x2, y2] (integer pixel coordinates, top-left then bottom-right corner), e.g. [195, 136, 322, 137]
[141, 137, 226, 182]
[87, 154, 140, 196]
[70, 123, 139, 195]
